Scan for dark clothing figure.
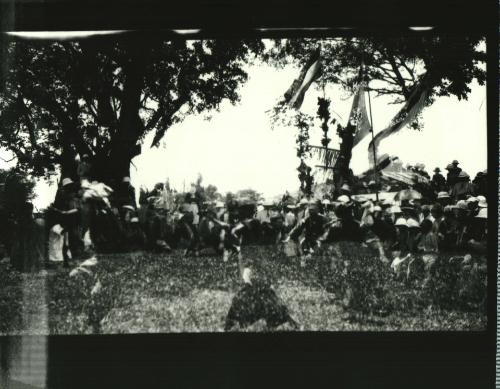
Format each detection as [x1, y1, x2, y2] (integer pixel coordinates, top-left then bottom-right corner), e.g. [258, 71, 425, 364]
[472, 172, 487, 196]
[289, 212, 328, 254]
[450, 180, 474, 202]
[115, 183, 137, 210]
[431, 172, 446, 192]
[77, 160, 92, 181]
[10, 203, 45, 272]
[225, 279, 299, 331]
[446, 166, 462, 187]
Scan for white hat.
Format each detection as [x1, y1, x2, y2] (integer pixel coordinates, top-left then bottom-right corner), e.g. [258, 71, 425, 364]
[395, 218, 408, 227]
[299, 198, 309, 205]
[337, 195, 350, 204]
[407, 218, 420, 229]
[390, 205, 402, 214]
[382, 198, 394, 206]
[80, 179, 91, 189]
[361, 200, 373, 209]
[475, 208, 487, 219]
[321, 199, 331, 205]
[122, 205, 135, 211]
[437, 192, 450, 199]
[373, 205, 382, 212]
[122, 176, 131, 183]
[340, 184, 352, 192]
[130, 217, 139, 223]
[477, 196, 487, 208]
[61, 178, 74, 187]
[51, 224, 64, 235]
[242, 267, 252, 284]
[215, 201, 225, 208]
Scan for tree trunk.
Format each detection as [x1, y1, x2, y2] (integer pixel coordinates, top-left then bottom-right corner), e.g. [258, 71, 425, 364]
[104, 38, 148, 185]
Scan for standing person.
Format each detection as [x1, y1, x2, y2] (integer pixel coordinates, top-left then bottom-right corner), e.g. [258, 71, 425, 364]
[450, 171, 474, 201]
[10, 202, 45, 272]
[286, 201, 328, 267]
[51, 178, 81, 266]
[472, 171, 487, 196]
[283, 205, 297, 233]
[416, 219, 439, 286]
[359, 202, 389, 263]
[452, 200, 470, 249]
[431, 167, 446, 193]
[446, 160, 462, 188]
[296, 198, 309, 224]
[115, 177, 137, 217]
[76, 154, 92, 182]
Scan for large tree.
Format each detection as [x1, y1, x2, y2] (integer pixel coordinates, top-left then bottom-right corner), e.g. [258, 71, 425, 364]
[264, 35, 486, 192]
[0, 33, 263, 182]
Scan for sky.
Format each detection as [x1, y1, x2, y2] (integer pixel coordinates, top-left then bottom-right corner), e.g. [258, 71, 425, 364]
[128, 63, 487, 200]
[0, 37, 488, 209]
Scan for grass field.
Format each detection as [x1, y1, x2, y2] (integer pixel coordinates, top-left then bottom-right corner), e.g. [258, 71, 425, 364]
[0, 244, 487, 335]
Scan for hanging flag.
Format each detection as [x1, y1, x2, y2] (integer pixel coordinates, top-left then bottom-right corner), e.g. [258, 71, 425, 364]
[368, 75, 430, 152]
[349, 81, 372, 147]
[283, 48, 322, 110]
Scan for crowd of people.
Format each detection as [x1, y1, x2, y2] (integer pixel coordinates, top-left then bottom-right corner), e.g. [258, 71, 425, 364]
[4, 155, 487, 297]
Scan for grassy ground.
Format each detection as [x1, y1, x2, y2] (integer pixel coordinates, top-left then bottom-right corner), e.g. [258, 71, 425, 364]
[0, 245, 487, 335]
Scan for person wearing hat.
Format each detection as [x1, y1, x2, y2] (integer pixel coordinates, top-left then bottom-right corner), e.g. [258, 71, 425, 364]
[391, 218, 410, 258]
[115, 176, 137, 213]
[296, 197, 310, 224]
[49, 177, 82, 266]
[465, 206, 487, 255]
[472, 170, 487, 197]
[286, 201, 328, 265]
[339, 183, 352, 198]
[436, 191, 451, 207]
[449, 171, 474, 201]
[476, 195, 487, 209]
[446, 161, 462, 188]
[76, 153, 92, 182]
[431, 167, 446, 192]
[284, 204, 297, 233]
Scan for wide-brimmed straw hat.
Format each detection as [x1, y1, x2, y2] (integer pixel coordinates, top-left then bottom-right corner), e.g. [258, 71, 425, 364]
[395, 218, 408, 227]
[390, 205, 402, 214]
[458, 171, 469, 179]
[454, 200, 469, 210]
[406, 218, 420, 229]
[475, 208, 487, 219]
[477, 195, 487, 208]
[340, 184, 352, 192]
[337, 195, 351, 204]
[61, 177, 74, 187]
[437, 191, 450, 199]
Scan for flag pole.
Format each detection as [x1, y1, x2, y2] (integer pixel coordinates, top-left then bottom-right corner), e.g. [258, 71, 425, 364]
[366, 86, 379, 202]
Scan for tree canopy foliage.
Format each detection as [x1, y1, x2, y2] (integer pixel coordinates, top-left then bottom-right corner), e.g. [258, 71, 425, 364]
[0, 33, 264, 180]
[263, 35, 486, 104]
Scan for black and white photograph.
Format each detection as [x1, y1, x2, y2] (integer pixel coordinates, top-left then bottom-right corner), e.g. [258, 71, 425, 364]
[0, 30, 489, 337]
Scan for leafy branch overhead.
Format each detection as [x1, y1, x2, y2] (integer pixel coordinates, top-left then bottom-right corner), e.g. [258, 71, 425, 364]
[0, 35, 264, 179]
[263, 36, 486, 103]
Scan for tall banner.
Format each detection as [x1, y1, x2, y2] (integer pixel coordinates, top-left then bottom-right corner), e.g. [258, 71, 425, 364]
[368, 75, 430, 152]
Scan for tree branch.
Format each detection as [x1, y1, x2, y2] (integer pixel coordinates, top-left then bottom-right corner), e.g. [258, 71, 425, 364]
[383, 49, 411, 99]
[150, 96, 188, 147]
